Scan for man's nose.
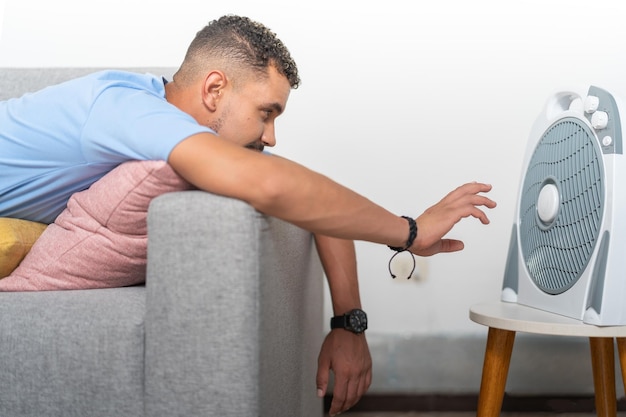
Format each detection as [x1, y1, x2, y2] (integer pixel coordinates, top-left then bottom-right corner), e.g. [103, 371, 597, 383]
[262, 125, 276, 147]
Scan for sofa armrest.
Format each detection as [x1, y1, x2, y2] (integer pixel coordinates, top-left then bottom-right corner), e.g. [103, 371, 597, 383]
[144, 191, 323, 417]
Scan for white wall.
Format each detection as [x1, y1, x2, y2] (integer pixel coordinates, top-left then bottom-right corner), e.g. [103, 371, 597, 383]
[3, 0, 626, 337]
[0, 1, 4, 39]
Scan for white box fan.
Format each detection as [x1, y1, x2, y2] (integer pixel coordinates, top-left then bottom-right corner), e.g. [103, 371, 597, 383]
[502, 85, 626, 325]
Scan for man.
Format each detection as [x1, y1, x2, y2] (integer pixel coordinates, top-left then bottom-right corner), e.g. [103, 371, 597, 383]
[0, 15, 496, 415]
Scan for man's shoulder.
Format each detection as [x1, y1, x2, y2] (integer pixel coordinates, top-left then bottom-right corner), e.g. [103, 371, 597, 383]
[81, 69, 166, 95]
[9, 70, 166, 105]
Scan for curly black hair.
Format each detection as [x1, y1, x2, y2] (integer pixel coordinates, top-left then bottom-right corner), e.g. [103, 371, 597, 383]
[178, 15, 300, 89]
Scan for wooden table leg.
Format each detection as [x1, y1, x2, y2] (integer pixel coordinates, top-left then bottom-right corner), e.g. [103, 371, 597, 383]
[589, 337, 617, 417]
[477, 327, 516, 417]
[616, 338, 626, 394]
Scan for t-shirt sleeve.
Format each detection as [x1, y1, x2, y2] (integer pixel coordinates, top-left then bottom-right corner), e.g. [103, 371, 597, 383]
[80, 86, 213, 163]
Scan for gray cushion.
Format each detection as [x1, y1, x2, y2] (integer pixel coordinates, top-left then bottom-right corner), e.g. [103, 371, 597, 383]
[0, 287, 146, 417]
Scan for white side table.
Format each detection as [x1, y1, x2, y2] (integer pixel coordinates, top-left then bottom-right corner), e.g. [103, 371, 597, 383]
[470, 301, 626, 417]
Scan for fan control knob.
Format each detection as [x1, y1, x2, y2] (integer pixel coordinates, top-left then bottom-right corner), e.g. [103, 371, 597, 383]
[591, 111, 609, 130]
[585, 95, 599, 113]
[537, 183, 559, 225]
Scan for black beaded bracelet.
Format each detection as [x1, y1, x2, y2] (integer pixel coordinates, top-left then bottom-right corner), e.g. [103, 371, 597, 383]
[387, 216, 418, 279]
[388, 216, 417, 252]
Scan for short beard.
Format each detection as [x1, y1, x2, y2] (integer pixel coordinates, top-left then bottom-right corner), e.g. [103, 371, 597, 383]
[208, 117, 223, 134]
[209, 116, 263, 152]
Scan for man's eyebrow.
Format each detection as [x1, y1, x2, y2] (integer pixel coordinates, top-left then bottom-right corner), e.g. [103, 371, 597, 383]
[263, 102, 284, 115]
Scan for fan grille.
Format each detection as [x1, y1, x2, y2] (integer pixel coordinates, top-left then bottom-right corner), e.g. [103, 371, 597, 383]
[519, 117, 604, 294]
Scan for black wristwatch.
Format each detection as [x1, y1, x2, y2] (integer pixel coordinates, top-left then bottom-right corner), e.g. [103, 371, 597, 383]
[330, 308, 368, 334]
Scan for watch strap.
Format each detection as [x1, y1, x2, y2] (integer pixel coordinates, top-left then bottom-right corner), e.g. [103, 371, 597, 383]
[330, 314, 347, 330]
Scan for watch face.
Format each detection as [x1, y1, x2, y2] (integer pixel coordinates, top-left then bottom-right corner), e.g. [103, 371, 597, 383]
[348, 309, 368, 333]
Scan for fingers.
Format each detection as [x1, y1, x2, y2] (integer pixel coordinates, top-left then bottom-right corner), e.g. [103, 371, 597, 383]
[467, 203, 493, 225]
[413, 239, 465, 257]
[434, 239, 465, 254]
[328, 368, 371, 416]
[410, 182, 496, 256]
[318, 330, 372, 415]
[450, 181, 493, 197]
[328, 379, 348, 416]
[459, 183, 497, 224]
[316, 354, 330, 399]
[447, 183, 496, 210]
[428, 184, 496, 227]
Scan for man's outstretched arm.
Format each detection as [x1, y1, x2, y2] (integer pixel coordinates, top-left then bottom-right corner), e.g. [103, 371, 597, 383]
[168, 133, 496, 252]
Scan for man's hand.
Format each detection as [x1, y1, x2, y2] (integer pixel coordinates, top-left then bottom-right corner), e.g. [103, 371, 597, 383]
[316, 329, 372, 416]
[410, 182, 496, 256]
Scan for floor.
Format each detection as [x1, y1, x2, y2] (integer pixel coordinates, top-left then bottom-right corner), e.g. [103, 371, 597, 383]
[324, 411, 626, 417]
[320, 394, 626, 416]
[320, 393, 626, 416]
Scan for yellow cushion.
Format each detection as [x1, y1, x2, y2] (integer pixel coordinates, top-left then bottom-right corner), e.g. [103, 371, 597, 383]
[0, 218, 47, 278]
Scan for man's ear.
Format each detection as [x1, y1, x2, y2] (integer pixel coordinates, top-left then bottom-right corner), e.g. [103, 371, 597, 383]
[202, 70, 227, 111]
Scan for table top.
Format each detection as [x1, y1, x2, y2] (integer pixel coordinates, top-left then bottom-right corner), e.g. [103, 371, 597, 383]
[470, 301, 626, 337]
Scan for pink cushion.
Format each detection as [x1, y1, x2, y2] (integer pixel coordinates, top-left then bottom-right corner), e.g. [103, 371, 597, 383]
[0, 160, 192, 291]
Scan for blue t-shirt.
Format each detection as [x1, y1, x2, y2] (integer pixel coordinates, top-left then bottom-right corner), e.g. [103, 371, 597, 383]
[0, 70, 213, 223]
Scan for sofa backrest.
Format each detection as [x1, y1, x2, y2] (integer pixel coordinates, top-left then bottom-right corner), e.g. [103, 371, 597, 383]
[0, 68, 176, 100]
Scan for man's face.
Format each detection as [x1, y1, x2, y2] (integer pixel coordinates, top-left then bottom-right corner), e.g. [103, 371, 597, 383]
[209, 66, 291, 152]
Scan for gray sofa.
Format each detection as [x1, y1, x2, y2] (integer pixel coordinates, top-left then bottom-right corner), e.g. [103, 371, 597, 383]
[0, 68, 324, 417]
